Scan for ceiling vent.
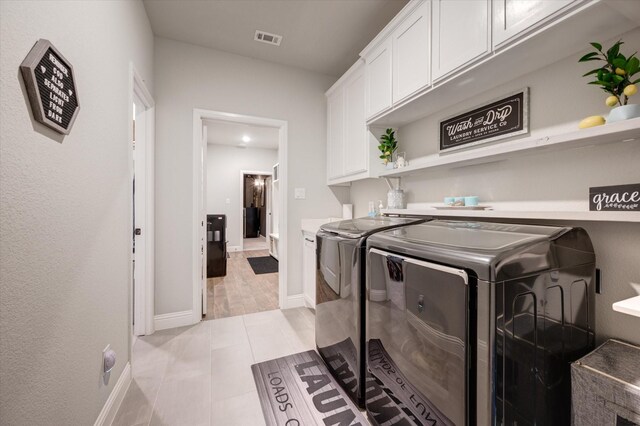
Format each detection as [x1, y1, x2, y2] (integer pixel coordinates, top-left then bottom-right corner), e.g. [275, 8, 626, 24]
[254, 30, 282, 46]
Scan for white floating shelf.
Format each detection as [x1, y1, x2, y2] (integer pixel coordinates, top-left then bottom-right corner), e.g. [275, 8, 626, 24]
[382, 201, 640, 223]
[613, 296, 640, 318]
[379, 117, 640, 178]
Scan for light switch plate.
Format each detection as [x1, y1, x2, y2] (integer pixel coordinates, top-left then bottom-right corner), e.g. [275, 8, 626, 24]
[294, 188, 306, 199]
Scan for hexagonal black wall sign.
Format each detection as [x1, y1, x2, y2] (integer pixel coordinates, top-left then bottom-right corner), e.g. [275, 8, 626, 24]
[20, 39, 80, 135]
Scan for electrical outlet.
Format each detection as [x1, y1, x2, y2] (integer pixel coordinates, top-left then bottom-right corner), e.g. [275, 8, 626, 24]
[294, 188, 306, 200]
[595, 268, 602, 294]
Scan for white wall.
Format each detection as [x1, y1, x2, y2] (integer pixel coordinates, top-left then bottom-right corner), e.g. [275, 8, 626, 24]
[351, 28, 640, 345]
[154, 37, 349, 315]
[0, 1, 154, 424]
[207, 144, 278, 249]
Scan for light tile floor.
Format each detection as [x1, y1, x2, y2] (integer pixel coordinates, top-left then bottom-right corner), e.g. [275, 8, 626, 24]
[205, 250, 279, 320]
[113, 308, 316, 426]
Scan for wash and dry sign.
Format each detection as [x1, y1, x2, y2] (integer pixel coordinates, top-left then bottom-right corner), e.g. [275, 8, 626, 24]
[440, 89, 528, 151]
[20, 39, 80, 135]
[589, 183, 640, 211]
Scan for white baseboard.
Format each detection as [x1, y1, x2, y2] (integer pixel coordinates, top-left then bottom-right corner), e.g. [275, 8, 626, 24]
[282, 294, 305, 309]
[304, 295, 315, 309]
[94, 362, 131, 426]
[154, 310, 194, 331]
[228, 245, 241, 252]
[369, 289, 388, 302]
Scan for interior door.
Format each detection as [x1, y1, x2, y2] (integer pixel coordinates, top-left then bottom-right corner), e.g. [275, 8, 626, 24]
[265, 176, 272, 247]
[133, 94, 146, 336]
[366, 248, 469, 425]
[201, 125, 208, 316]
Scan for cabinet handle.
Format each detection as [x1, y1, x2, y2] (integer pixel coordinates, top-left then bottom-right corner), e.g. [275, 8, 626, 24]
[305, 238, 314, 243]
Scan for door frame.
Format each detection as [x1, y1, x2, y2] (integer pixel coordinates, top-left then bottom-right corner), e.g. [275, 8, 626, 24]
[192, 109, 288, 321]
[239, 170, 273, 252]
[129, 64, 155, 337]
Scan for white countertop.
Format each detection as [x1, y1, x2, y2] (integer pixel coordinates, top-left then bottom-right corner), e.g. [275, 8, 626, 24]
[382, 201, 640, 223]
[613, 295, 640, 318]
[301, 217, 342, 235]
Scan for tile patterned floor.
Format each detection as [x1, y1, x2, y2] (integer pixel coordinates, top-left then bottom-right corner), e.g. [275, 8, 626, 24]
[113, 308, 316, 426]
[204, 250, 279, 320]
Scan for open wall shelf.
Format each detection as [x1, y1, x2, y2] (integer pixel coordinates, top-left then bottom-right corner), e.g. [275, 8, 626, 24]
[382, 200, 640, 223]
[379, 117, 640, 178]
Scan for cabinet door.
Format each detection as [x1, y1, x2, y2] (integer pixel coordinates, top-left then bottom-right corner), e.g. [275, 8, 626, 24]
[326, 89, 344, 181]
[392, 0, 431, 104]
[343, 68, 367, 176]
[365, 38, 392, 119]
[303, 236, 316, 308]
[493, 0, 577, 47]
[432, 0, 490, 81]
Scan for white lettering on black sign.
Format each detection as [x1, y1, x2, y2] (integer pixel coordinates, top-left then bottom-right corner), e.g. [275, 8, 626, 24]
[440, 89, 528, 151]
[20, 39, 80, 135]
[589, 183, 640, 211]
[35, 49, 78, 128]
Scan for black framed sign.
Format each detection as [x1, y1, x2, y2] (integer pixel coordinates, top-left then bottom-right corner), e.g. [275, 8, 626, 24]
[440, 88, 528, 152]
[589, 183, 640, 211]
[20, 39, 80, 135]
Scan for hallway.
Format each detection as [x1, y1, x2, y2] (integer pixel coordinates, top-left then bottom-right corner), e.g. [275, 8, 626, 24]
[113, 308, 315, 426]
[204, 250, 278, 320]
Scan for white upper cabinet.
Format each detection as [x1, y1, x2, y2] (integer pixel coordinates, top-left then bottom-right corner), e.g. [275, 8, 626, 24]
[493, 0, 577, 47]
[392, 0, 431, 104]
[432, 0, 490, 81]
[326, 61, 380, 185]
[343, 70, 367, 175]
[326, 87, 344, 181]
[364, 38, 393, 119]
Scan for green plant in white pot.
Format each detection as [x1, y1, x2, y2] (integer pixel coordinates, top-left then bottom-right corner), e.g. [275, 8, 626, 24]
[378, 128, 397, 169]
[579, 40, 640, 123]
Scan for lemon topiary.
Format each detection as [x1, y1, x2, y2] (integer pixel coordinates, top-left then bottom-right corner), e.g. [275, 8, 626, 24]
[579, 40, 639, 107]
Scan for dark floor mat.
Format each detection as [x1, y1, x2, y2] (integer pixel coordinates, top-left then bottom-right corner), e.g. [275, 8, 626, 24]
[247, 256, 278, 274]
[251, 350, 367, 426]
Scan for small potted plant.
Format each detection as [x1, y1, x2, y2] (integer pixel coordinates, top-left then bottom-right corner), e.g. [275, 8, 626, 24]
[579, 40, 640, 123]
[378, 128, 398, 169]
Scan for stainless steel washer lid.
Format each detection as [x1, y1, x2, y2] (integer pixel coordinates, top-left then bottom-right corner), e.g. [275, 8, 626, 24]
[319, 216, 428, 239]
[368, 220, 594, 281]
[391, 220, 569, 250]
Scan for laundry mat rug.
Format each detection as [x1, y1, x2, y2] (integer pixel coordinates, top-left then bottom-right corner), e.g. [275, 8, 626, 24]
[251, 350, 367, 425]
[247, 256, 278, 274]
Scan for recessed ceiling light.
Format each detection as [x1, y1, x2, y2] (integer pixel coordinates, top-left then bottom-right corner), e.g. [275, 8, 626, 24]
[242, 135, 251, 143]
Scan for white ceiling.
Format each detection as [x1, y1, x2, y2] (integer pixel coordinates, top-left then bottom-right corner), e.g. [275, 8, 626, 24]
[143, 0, 409, 76]
[205, 119, 279, 149]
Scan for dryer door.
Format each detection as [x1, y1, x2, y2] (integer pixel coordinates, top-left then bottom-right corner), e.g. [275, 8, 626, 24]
[366, 248, 469, 426]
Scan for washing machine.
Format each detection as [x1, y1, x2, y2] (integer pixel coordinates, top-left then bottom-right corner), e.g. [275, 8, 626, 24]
[365, 220, 596, 426]
[315, 216, 429, 407]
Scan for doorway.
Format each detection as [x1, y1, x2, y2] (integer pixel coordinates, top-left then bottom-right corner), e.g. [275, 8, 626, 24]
[241, 172, 272, 252]
[130, 66, 155, 338]
[193, 110, 288, 322]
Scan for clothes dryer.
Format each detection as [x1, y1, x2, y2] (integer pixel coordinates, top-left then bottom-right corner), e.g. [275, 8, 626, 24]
[365, 220, 596, 425]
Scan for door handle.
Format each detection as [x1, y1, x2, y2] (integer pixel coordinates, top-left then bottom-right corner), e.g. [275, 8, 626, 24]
[134, 228, 142, 236]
